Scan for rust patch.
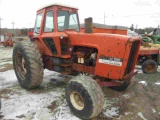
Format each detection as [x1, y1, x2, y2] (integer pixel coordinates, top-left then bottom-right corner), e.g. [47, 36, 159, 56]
[72, 63, 95, 74]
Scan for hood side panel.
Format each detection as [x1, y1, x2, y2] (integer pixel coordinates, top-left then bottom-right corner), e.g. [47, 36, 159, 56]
[66, 32, 129, 79]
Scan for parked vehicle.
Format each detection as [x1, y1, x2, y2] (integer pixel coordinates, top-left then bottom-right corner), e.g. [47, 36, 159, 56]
[137, 43, 160, 74]
[81, 23, 128, 35]
[13, 4, 141, 119]
[3, 34, 14, 47]
[142, 28, 160, 44]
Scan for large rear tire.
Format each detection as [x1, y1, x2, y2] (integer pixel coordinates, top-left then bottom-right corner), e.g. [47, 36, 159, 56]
[142, 60, 158, 74]
[13, 41, 44, 89]
[65, 75, 104, 119]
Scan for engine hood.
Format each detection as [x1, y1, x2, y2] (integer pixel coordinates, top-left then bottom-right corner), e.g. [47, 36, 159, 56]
[65, 31, 138, 79]
[65, 31, 130, 57]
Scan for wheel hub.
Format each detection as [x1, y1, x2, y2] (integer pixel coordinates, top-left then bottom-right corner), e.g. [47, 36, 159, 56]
[145, 64, 155, 72]
[70, 91, 84, 110]
[22, 58, 27, 73]
[16, 53, 27, 80]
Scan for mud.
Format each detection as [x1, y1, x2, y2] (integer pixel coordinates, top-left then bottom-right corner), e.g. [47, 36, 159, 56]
[0, 45, 160, 120]
[97, 75, 160, 120]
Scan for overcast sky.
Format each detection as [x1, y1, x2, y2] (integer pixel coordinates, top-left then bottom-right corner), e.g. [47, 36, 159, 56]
[0, 0, 160, 29]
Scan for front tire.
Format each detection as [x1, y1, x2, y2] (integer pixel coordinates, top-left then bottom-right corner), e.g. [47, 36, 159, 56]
[142, 60, 158, 74]
[13, 41, 44, 89]
[65, 75, 104, 119]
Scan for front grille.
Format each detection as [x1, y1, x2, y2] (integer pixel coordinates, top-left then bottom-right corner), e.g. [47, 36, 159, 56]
[125, 40, 139, 75]
[43, 38, 58, 54]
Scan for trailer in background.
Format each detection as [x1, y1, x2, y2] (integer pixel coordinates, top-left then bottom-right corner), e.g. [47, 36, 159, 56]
[81, 23, 128, 35]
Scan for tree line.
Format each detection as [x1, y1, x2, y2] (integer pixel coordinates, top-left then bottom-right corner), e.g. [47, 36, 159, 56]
[130, 24, 156, 35]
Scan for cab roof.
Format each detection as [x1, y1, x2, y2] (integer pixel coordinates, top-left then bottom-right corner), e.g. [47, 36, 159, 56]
[37, 3, 78, 11]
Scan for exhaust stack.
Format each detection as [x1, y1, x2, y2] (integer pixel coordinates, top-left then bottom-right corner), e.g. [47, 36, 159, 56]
[85, 17, 93, 33]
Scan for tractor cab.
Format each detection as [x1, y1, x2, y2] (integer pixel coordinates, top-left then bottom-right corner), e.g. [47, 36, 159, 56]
[34, 4, 80, 35]
[32, 4, 80, 62]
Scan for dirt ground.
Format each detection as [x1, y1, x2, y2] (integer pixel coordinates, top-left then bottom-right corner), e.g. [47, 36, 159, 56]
[0, 45, 160, 120]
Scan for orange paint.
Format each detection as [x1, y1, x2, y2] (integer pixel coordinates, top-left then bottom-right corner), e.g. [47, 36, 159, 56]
[31, 4, 141, 81]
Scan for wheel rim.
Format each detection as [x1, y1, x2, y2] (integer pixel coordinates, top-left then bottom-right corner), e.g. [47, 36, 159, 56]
[15, 52, 27, 80]
[70, 91, 84, 110]
[145, 63, 155, 72]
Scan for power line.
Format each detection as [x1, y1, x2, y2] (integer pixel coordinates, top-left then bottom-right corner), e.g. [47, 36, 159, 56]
[103, 13, 160, 19]
[104, 13, 105, 25]
[80, 12, 160, 21]
[113, 13, 160, 18]
[101, 12, 160, 25]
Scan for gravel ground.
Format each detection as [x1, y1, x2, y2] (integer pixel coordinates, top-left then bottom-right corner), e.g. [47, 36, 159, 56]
[0, 45, 160, 120]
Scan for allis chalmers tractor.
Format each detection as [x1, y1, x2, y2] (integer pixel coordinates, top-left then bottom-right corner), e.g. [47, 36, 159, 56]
[137, 43, 160, 74]
[3, 34, 14, 47]
[13, 4, 141, 119]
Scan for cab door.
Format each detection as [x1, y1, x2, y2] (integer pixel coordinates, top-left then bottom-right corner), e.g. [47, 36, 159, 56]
[41, 9, 60, 56]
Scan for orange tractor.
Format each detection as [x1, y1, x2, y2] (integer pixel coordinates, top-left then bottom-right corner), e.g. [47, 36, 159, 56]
[13, 4, 141, 119]
[3, 33, 14, 47]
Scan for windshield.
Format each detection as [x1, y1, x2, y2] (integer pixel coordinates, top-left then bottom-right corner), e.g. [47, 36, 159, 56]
[34, 13, 43, 34]
[57, 10, 80, 32]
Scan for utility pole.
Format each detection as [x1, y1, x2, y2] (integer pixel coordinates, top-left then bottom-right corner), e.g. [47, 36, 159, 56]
[0, 17, 3, 42]
[135, 24, 137, 32]
[104, 13, 112, 25]
[104, 13, 105, 25]
[11, 21, 15, 36]
[136, 24, 139, 34]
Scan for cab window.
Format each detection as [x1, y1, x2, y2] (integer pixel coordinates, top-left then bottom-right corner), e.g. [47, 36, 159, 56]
[57, 10, 79, 32]
[34, 13, 43, 34]
[44, 10, 54, 32]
